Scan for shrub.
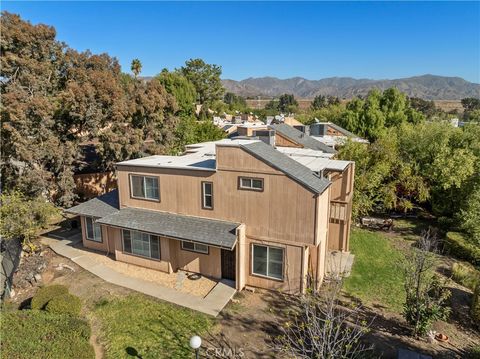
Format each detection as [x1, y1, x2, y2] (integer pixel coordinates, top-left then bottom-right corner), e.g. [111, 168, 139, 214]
[402, 232, 451, 337]
[1, 310, 94, 359]
[0, 191, 60, 243]
[465, 345, 480, 359]
[444, 232, 480, 267]
[472, 284, 480, 324]
[452, 262, 480, 290]
[46, 293, 82, 316]
[31, 285, 69, 310]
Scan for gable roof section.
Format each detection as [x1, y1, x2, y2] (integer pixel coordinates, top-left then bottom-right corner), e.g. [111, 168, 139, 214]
[66, 189, 119, 218]
[97, 207, 240, 249]
[270, 123, 337, 154]
[324, 122, 357, 138]
[240, 141, 330, 194]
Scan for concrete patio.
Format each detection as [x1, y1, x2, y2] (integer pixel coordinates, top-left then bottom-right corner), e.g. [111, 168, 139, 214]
[41, 230, 236, 316]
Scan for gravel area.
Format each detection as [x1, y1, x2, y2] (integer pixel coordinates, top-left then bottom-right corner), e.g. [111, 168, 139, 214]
[79, 249, 217, 298]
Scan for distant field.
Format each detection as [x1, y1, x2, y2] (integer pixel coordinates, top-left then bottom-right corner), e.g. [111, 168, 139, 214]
[246, 99, 464, 113]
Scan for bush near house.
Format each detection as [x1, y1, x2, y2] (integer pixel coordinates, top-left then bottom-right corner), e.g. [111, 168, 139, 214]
[1, 310, 94, 359]
[30, 284, 69, 310]
[444, 232, 480, 267]
[472, 284, 480, 324]
[46, 293, 82, 316]
[452, 262, 480, 291]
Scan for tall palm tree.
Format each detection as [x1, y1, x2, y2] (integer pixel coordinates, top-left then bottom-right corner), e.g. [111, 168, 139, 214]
[131, 59, 142, 78]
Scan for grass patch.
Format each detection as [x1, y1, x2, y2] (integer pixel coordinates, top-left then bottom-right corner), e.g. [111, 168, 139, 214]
[452, 262, 480, 290]
[344, 228, 405, 312]
[94, 294, 213, 358]
[1, 310, 94, 359]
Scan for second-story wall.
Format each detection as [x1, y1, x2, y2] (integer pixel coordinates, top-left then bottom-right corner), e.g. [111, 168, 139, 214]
[116, 145, 327, 246]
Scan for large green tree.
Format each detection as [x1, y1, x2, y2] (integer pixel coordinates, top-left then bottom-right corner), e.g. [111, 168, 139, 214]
[339, 121, 479, 238]
[180, 58, 224, 105]
[156, 70, 197, 116]
[130, 58, 142, 78]
[1, 12, 180, 204]
[224, 92, 247, 112]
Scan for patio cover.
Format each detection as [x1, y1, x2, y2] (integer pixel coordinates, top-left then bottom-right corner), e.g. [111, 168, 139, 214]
[97, 207, 240, 250]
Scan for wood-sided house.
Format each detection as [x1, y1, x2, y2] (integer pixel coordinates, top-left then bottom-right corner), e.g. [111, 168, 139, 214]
[68, 135, 354, 294]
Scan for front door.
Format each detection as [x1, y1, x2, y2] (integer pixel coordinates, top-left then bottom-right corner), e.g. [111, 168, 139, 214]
[221, 248, 236, 281]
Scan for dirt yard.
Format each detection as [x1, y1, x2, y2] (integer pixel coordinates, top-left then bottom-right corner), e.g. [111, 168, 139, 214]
[70, 244, 216, 298]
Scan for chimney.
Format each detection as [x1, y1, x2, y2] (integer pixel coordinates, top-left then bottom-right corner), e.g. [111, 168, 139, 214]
[253, 130, 276, 147]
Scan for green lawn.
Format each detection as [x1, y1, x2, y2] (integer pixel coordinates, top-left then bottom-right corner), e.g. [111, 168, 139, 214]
[93, 294, 213, 359]
[344, 228, 406, 312]
[1, 310, 95, 359]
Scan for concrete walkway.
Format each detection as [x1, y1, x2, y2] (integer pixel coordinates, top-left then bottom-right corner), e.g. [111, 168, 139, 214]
[41, 235, 236, 316]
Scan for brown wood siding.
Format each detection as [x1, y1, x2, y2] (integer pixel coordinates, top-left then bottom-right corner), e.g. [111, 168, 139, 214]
[274, 133, 303, 148]
[326, 126, 343, 136]
[80, 216, 110, 253]
[169, 239, 222, 279]
[116, 146, 319, 246]
[327, 163, 354, 252]
[244, 237, 303, 294]
[236, 126, 268, 137]
[74, 172, 117, 200]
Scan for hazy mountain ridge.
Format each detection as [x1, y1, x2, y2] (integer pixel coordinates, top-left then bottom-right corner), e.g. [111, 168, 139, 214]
[222, 75, 480, 100]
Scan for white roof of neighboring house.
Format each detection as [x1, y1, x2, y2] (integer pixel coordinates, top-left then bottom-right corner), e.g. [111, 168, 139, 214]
[236, 122, 268, 129]
[312, 135, 369, 147]
[276, 147, 350, 172]
[116, 139, 257, 171]
[116, 138, 350, 175]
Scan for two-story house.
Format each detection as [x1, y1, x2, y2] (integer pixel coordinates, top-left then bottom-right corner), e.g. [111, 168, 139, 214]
[68, 135, 354, 294]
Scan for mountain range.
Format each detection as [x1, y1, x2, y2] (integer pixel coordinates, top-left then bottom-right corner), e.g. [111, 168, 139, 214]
[221, 75, 480, 100]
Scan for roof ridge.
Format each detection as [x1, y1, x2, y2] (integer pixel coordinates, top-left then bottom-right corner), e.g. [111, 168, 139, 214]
[269, 123, 337, 154]
[240, 141, 330, 194]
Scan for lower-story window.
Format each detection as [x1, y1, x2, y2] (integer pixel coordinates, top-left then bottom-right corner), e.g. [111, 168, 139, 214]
[85, 217, 102, 242]
[252, 244, 284, 280]
[181, 241, 209, 254]
[122, 229, 160, 260]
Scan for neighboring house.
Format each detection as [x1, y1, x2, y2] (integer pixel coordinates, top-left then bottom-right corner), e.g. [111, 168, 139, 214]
[67, 134, 354, 294]
[236, 122, 269, 137]
[309, 122, 369, 149]
[269, 123, 337, 154]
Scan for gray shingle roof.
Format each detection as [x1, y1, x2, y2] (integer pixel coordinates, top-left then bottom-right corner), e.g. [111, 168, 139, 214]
[240, 141, 331, 194]
[66, 189, 119, 218]
[97, 208, 240, 249]
[270, 123, 337, 154]
[325, 122, 357, 138]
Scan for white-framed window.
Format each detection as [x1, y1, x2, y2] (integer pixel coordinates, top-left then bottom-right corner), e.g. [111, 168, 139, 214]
[239, 177, 263, 191]
[202, 182, 213, 209]
[130, 175, 160, 201]
[85, 217, 102, 242]
[181, 241, 209, 255]
[252, 244, 284, 280]
[122, 229, 160, 260]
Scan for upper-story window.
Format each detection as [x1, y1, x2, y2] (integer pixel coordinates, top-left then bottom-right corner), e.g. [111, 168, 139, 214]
[202, 182, 213, 209]
[85, 216, 102, 242]
[239, 177, 264, 191]
[130, 175, 160, 201]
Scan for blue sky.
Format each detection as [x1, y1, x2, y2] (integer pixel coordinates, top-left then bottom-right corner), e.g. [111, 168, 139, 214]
[3, 1, 480, 82]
